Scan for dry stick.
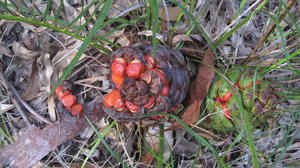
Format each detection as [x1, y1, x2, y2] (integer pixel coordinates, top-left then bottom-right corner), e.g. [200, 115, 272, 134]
[213, 0, 264, 42]
[0, 65, 31, 127]
[67, 55, 103, 80]
[9, 85, 52, 125]
[0, 63, 52, 125]
[244, 0, 297, 64]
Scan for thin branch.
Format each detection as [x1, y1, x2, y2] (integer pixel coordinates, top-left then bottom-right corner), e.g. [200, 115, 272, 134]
[0, 63, 31, 127]
[10, 85, 52, 125]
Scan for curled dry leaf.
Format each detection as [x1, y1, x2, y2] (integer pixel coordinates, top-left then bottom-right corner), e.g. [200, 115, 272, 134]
[0, 103, 14, 114]
[159, 6, 181, 21]
[21, 53, 54, 102]
[108, 0, 140, 18]
[21, 57, 40, 101]
[12, 42, 41, 60]
[0, 97, 105, 168]
[142, 122, 173, 165]
[170, 48, 215, 129]
[172, 34, 193, 45]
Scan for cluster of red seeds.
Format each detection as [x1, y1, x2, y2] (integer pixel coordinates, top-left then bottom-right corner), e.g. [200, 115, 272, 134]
[55, 86, 83, 116]
[104, 55, 169, 114]
[215, 80, 262, 119]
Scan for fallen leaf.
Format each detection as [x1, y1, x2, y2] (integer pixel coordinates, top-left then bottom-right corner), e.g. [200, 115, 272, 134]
[159, 7, 181, 21]
[141, 123, 173, 166]
[171, 48, 215, 129]
[12, 41, 41, 60]
[108, 0, 140, 18]
[0, 103, 14, 114]
[0, 97, 105, 168]
[172, 34, 193, 45]
[117, 37, 130, 47]
[21, 57, 41, 101]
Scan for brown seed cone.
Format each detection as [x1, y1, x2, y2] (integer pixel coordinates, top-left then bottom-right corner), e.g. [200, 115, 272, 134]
[102, 43, 190, 122]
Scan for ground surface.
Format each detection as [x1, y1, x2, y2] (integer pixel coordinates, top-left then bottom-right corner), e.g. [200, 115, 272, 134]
[0, 0, 299, 167]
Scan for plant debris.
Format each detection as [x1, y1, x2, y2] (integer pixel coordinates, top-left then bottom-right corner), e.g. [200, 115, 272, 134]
[171, 48, 215, 129]
[0, 98, 105, 168]
[102, 43, 190, 122]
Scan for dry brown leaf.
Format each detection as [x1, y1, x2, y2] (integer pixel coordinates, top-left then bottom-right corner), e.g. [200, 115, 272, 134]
[12, 42, 41, 60]
[172, 34, 193, 45]
[0, 103, 14, 114]
[171, 48, 215, 129]
[38, 53, 53, 95]
[117, 37, 130, 47]
[108, 0, 140, 18]
[21, 57, 40, 101]
[141, 123, 173, 165]
[159, 7, 181, 21]
[0, 97, 105, 168]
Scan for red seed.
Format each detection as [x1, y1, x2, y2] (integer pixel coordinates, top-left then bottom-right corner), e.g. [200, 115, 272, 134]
[61, 94, 77, 107]
[126, 59, 146, 78]
[70, 104, 84, 115]
[111, 58, 127, 78]
[125, 101, 140, 113]
[112, 74, 124, 89]
[243, 80, 263, 89]
[144, 97, 155, 109]
[222, 104, 232, 120]
[55, 86, 70, 99]
[150, 116, 163, 120]
[104, 90, 121, 108]
[114, 98, 125, 111]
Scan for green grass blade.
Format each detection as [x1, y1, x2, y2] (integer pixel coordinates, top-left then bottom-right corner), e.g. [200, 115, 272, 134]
[150, 0, 159, 55]
[157, 124, 164, 168]
[262, 49, 300, 74]
[81, 121, 116, 168]
[68, 0, 100, 27]
[272, 126, 300, 167]
[42, 0, 52, 20]
[214, 0, 269, 46]
[227, 85, 260, 168]
[142, 113, 228, 168]
[234, 0, 247, 19]
[0, 14, 112, 55]
[85, 116, 128, 168]
[170, 0, 216, 53]
[54, 0, 113, 92]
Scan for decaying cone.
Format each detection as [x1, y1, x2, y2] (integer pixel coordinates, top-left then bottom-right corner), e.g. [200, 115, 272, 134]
[204, 69, 278, 133]
[102, 43, 190, 122]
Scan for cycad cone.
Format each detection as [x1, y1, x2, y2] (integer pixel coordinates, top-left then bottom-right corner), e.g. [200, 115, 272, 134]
[204, 69, 277, 133]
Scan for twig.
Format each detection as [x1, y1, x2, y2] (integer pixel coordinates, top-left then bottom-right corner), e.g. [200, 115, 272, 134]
[244, 0, 297, 63]
[0, 62, 52, 125]
[213, 0, 264, 42]
[0, 64, 31, 127]
[10, 85, 52, 124]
